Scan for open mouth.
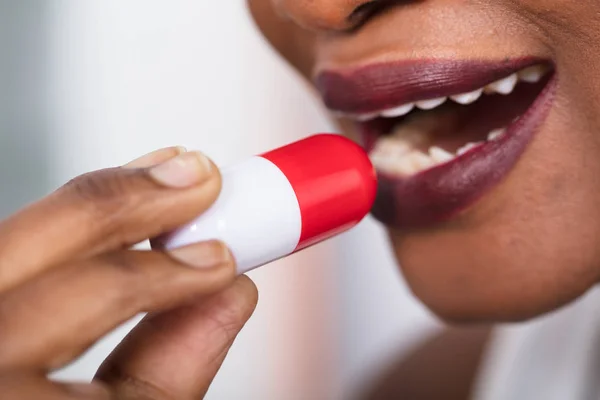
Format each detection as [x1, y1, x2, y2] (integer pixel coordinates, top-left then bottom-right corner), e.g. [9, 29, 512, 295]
[360, 64, 551, 174]
[316, 59, 557, 228]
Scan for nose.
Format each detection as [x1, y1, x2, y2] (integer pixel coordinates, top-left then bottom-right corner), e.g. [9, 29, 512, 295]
[273, 0, 387, 32]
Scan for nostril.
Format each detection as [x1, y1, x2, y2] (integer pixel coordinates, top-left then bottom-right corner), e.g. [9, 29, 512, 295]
[276, 0, 413, 33]
[347, 0, 415, 30]
[348, 1, 381, 27]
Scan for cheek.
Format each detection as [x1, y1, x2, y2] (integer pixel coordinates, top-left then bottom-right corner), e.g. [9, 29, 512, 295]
[387, 100, 600, 322]
[247, 0, 316, 76]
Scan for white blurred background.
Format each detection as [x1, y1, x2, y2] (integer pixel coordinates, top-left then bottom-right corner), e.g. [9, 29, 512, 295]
[0, 2, 440, 399]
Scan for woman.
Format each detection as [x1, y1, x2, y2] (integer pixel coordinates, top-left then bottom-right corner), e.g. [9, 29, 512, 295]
[249, 0, 597, 323]
[247, 1, 600, 398]
[0, 1, 596, 398]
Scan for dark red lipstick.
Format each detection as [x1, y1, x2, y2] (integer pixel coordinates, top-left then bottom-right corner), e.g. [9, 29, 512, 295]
[315, 59, 556, 228]
[316, 59, 544, 115]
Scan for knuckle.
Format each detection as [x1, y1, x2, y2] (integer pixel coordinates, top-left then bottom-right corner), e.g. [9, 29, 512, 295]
[200, 311, 243, 368]
[98, 252, 178, 313]
[103, 251, 144, 276]
[200, 281, 256, 347]
[63, 169, 141, 219]
[98, 253, 151, 310]
[205, 306, 244, 346]
[61, 169, 153, 242]
[100, 362, 174, 400]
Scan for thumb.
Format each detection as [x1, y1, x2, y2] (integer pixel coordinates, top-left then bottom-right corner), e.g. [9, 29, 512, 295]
[94, 276, 258, 400]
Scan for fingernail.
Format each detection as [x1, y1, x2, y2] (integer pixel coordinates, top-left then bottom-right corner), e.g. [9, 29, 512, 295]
[149, 151, 213, 188]
[174, 145, 188, 154]
[66, 383, 111, 397]
[170, 240, 232, 269]
[124, 146, 186, 169]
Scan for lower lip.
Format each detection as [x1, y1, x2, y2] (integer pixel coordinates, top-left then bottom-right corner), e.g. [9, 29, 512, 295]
[364, 76, 558, 228]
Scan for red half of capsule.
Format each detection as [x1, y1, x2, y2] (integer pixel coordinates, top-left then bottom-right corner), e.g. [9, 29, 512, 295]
[261, 134, 378, 251]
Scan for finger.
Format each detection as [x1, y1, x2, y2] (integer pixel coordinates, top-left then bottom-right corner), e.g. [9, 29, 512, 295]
[0, 372, 111, 400]
[0, 241, 235, 370]
[124, 146, 186, 169]
[95, 276, 258, 400]
[0, 149, 221, 291]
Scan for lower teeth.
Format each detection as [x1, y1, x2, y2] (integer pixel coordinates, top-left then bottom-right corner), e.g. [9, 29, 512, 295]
[456, 142, 481, 156]
[487, 128, 506, 141]
[370, 126, 508, 176]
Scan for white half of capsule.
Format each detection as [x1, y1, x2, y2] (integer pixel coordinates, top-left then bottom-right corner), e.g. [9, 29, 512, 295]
[160, 156, 303, 275]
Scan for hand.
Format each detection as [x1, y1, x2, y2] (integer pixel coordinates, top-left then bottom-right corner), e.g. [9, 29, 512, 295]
[0, 147, 258, 399]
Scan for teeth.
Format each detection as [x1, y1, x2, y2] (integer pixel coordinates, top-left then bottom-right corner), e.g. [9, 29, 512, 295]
[370, 145, 441, 176]
[410, 151, 436, 170]
[370, 154, 397, 172]
[395, 157, 419, 175]
[372, 136, 413, 156]
[416, 97, 447, 110]
[457, 142, 482, 156]
[487, 128, 506, 141]
[450, 89, 484, 105]
[372, 135, 512, 176]
[485, 73, 518, 95]
[356, 113, 378, 122]
[518, 65, 547, 83]
[381, 103, 415, 118]
[429, 146, 454, 164]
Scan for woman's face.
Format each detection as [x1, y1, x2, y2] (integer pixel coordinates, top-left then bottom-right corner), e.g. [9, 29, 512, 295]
[248, 0, 600, 322]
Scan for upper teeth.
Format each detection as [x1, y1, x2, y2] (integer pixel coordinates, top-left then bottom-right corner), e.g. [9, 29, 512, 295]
[450, 88, 483, 105]
[416, 97, 447, 110]
[344, 65, 548, 122]
[485, 73, 518, 95]
[518, 65, 547, 83]
[381, 103, 415, 118]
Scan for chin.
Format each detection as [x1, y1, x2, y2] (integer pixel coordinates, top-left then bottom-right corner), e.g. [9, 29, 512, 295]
[385, 191, 600, 323]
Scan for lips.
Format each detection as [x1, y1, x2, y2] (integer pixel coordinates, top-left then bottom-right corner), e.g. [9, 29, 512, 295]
[316, 59, 544, 115]
[315, 60, 557, 228]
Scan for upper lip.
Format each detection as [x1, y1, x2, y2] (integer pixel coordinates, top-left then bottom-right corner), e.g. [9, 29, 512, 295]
[315, 58, 545, 115]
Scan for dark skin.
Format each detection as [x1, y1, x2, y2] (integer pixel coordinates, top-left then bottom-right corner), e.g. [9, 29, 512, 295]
[363, 327, 491, 400]
[248, 0, 600, 397]
[0, 148, 259, 399]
